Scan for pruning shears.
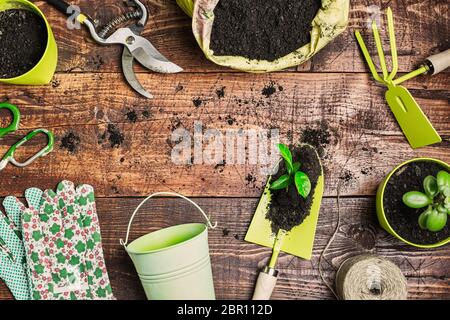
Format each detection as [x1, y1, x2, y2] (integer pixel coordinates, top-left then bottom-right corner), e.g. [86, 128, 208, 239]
[0, 103, 54, 171]
[46, 0, 183, 99]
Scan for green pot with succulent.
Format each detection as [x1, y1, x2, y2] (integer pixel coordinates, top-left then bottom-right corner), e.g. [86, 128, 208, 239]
[376, 158, 450, 248]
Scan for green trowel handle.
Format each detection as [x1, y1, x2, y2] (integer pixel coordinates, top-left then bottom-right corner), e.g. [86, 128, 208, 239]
[45, 0, 89, 24]
[0, 103, 20, 138]
[46, 0, 74, 16]
[2, 129, 54, 169]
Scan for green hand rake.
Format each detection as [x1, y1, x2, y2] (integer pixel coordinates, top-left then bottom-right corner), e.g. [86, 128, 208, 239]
[355, 8, 450, 149]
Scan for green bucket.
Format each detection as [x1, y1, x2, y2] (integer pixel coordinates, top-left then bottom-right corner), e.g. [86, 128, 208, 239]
[0, 0, 58, 85]
[120, 192, 217, 300]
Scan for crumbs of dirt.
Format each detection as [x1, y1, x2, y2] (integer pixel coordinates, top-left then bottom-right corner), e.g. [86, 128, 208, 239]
[339, 169, 354, 185]
[0, 9, 48, 79]
[301, 122, 332, 158]
[216, 87, 226, 99]
[262, 82, 277, 98]
[267, 144, 321, 233]
[222, 228, 230, 237]
[60, 132, 81, 154]
[193, 97, 203, 107]
[99, 124, 125, 148]
[210, 0, 321, 62]
[126, 110, 138, 123]
[383, 161, 450, 245]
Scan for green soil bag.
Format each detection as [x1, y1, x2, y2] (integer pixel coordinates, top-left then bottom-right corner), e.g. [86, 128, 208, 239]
[176, 0, 350, 72]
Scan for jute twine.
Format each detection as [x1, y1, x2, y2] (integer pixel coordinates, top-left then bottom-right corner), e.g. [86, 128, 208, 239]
[335, 255, 407, 300]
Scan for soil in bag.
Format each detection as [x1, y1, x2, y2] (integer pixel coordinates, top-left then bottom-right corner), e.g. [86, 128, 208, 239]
[383, 161, 450, 245]
[210, 0, 321, 61]
[0, 9, 48, 78]
[267, 145, 321, 233]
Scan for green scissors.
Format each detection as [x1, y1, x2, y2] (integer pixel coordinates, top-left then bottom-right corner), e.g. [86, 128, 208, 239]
[0, 102, 54, 171]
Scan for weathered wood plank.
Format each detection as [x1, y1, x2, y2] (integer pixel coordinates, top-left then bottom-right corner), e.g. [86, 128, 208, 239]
[0, 197, 448, 300]
[0, 72, 448, 197]
[30, 0, 449, 73]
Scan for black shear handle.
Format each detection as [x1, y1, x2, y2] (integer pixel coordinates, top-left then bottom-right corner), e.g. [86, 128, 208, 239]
[46, 0, 80, 17]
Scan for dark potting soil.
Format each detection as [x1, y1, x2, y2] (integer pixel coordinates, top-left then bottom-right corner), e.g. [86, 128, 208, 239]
[210, 0, 321, 61]
[267, 144, 321, 233]
[0, 9, 48, 79]
[383, 161, 450, 245]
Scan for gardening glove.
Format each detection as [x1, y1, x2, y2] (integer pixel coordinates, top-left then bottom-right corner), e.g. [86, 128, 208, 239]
[66, 181, 114, 299]
[22, 184, 90, 300]
[22, 181, 113, 300]
[0, 188, 43, 300]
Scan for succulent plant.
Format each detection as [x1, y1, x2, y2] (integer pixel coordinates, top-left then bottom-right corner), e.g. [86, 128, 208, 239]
[403, 171, 450, 232]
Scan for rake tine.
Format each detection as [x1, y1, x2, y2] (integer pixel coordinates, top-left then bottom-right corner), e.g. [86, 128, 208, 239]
[355, 31, 385, 84]
[372, 20, 389, 81]
[386, 8, 398, 81]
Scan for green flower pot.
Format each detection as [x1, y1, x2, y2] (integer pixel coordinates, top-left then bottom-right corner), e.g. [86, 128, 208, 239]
[0, 0, 58, 85]
[376, 157, 450, 248]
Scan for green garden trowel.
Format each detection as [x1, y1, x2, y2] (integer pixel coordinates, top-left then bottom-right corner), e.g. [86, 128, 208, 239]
[355, 8, 450, 149]
[245, 145, 324, 300]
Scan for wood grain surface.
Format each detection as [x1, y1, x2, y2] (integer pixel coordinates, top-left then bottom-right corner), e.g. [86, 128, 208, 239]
[0, 0, 449, 300]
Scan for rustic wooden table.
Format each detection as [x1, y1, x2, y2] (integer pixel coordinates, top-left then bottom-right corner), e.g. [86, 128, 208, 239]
[0, 0, 449, 300]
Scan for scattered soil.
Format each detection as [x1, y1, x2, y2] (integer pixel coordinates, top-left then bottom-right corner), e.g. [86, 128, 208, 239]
[225, 115, 236, 125]
[193, 97, 203, 107]
[126, 110, 138, 123]
[216, 87, 226, 99]
[142, 110, 151, 118]
[98, 124, 125, 148]
[339, 169, 355, 186]
[266, 144, 321, 233]
[383, 161, 450, 245]
[0, 9, 48, 78]
[301, 122, 332, 158]
[60, 132, 81, 154]
[262, 82, 277, 98]
[210, 0, 321, 61]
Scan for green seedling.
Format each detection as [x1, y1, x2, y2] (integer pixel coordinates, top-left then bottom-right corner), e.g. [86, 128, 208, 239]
[403, 170, 450, 232]
[270, 144, 311, 199]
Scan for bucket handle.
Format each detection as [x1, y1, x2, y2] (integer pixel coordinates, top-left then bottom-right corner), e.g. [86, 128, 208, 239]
[120, 192, 218, 247]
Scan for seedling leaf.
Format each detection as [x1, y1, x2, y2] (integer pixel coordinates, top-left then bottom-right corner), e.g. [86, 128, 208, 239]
[295, 171, 311, 199]
[278, 144, 293, 174]
[270, 175, 290, 190]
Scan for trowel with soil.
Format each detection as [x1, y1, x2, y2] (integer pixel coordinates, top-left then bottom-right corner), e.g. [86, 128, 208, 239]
[245, 144, 324, 300]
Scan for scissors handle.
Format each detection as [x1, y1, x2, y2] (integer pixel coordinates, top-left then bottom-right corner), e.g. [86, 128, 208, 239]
[1, 129, 54, 170]
[0, 102, 20, 138]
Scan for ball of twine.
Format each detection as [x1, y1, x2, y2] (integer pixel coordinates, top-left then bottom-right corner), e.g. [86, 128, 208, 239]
[335, 255, 407, 300]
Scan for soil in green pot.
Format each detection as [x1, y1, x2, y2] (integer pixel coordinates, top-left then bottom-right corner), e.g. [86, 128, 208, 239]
[384, 161, 450, 245]
[0, 9, 48, 79]
[267, 144, 321, 233]
[210, 0, 321, 62]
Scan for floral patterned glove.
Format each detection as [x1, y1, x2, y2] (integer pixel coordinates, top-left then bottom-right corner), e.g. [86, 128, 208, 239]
[21, 181, 113, 300]
[0, 188, 43, 300]
[70, 181, 114, 299]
